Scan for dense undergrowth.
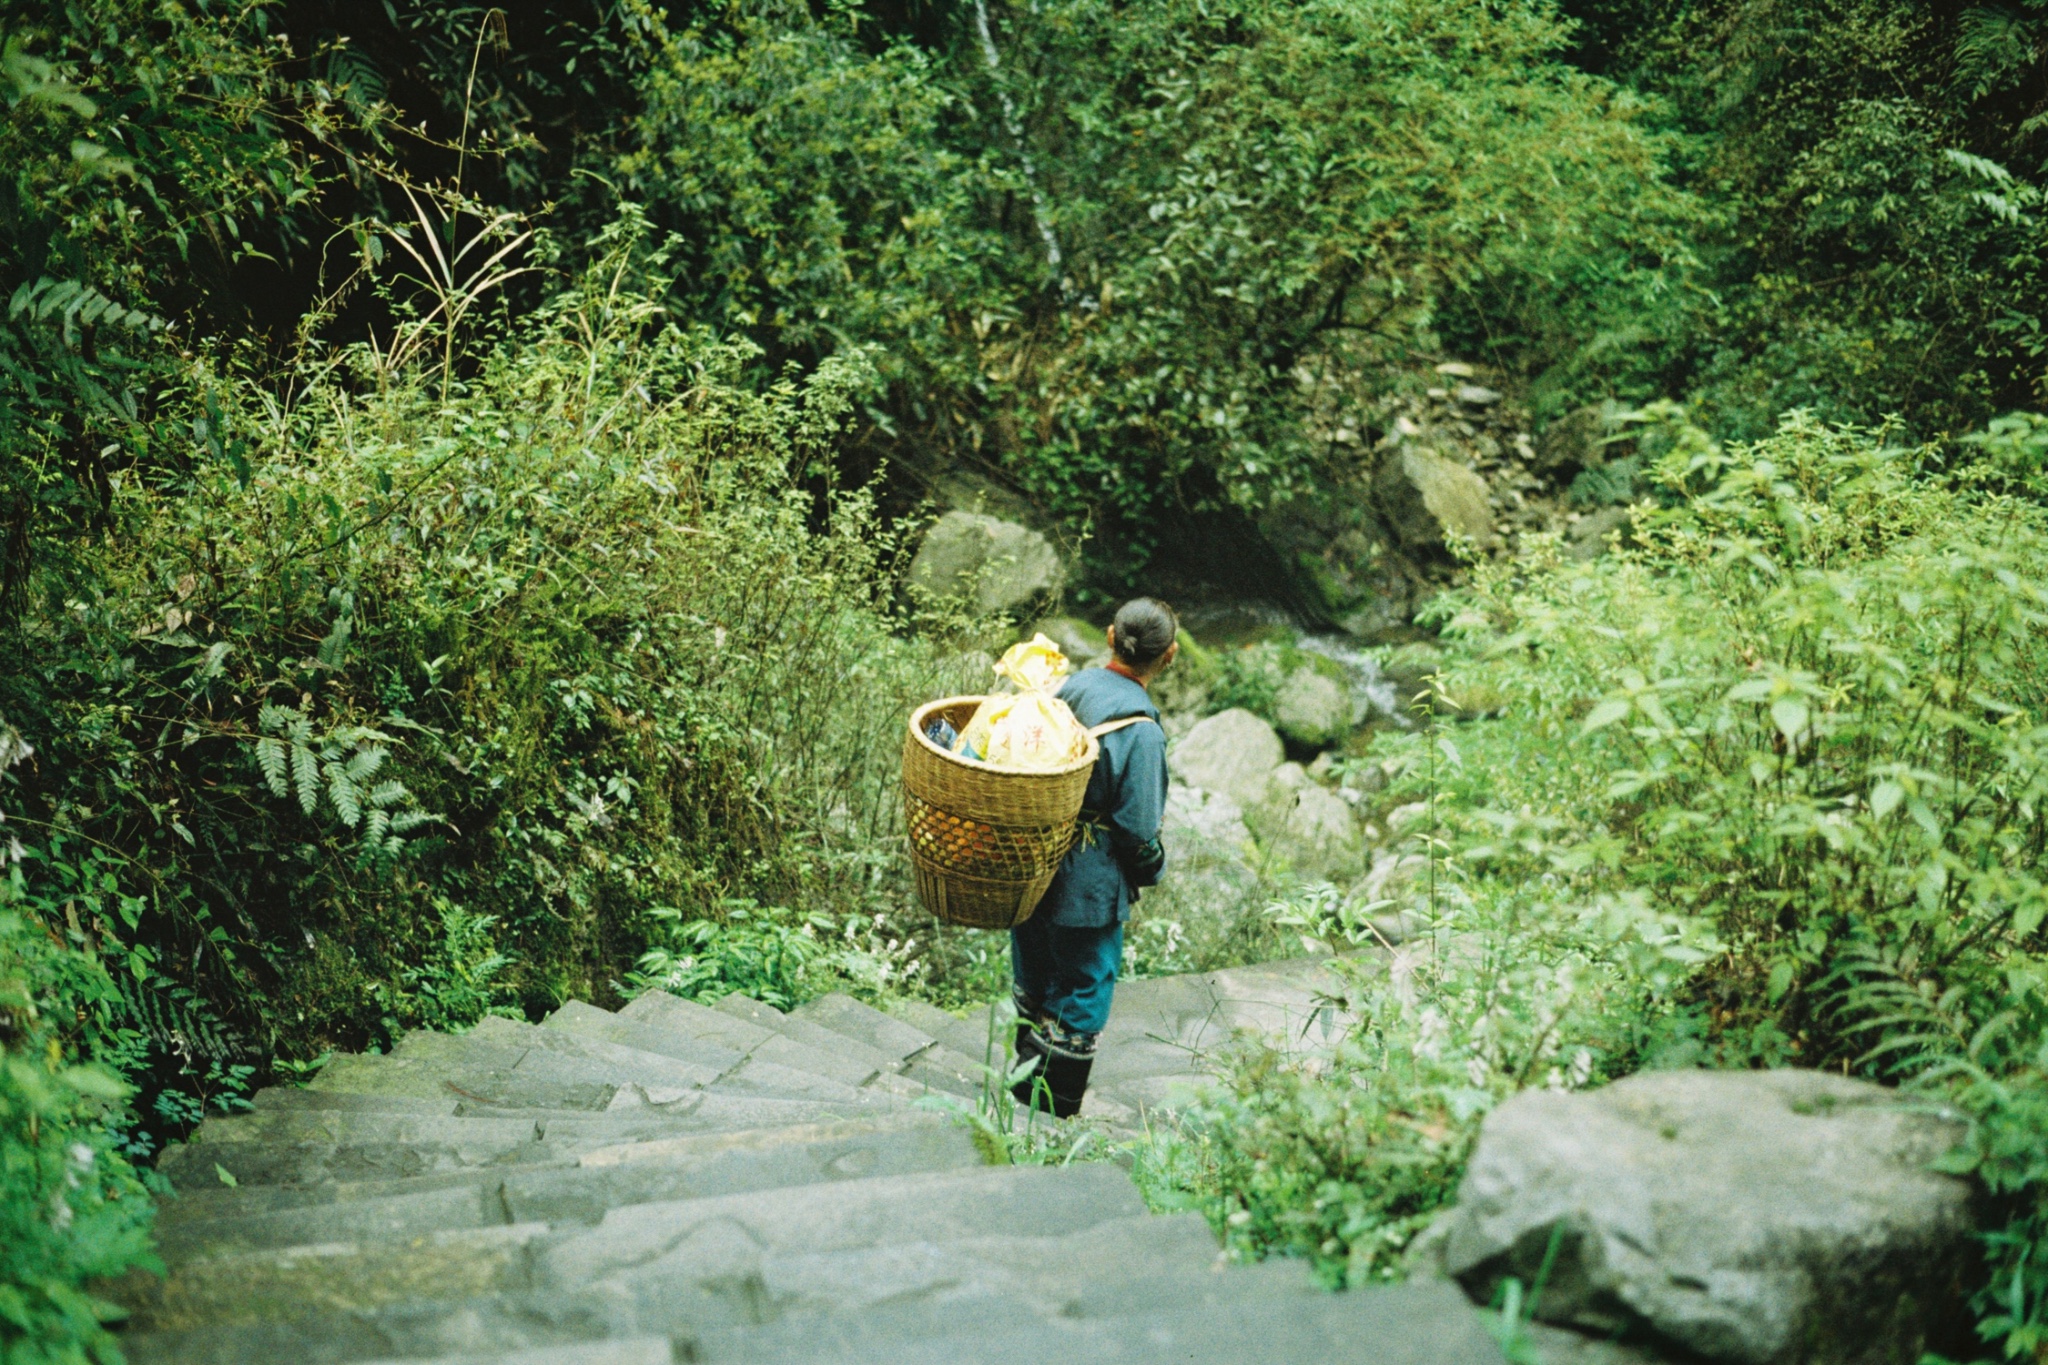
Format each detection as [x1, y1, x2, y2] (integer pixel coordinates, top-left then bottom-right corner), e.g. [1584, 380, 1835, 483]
[7, 0, 2048, 1360]
[1136, 416, 2048, 1357]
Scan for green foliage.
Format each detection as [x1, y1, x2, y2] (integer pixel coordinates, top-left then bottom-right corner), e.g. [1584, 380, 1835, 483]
[1138, 877, 1712, 1284]
[626, 899, 929, 1012]
[2, 211, 964, 1105]
[1566, 0, 2048, 438]
[619, 0, 1700, 565]
[1146, 416, 2048, 1346]
[1, 715, 159, 1362]
[0, 0, 319, 603]
[1382, 414, 2048, 1353]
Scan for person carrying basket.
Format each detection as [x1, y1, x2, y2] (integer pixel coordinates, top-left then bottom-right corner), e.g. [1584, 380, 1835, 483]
[1010, 598, 1179, 1118]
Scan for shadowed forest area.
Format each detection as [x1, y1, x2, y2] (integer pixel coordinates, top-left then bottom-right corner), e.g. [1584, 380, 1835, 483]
[5, 1, 2048, 1360]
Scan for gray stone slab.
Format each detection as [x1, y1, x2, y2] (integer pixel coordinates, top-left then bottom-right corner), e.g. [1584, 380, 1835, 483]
[792, 992, 938, 1063]
[618, 990, 776, 1053]
[157, 1097, 889, 1191]
[466, 1015, 725, 1094]
[691, 1276, 1504, 1363]
[897, 1044, 988, 1098]
[308, 1053, 617, 1111]
[356, 1342, 674, 1365]
[179, 1109, 696, 1151]
[605, 991, 890, 1092]
[538, 1162, 1144, 1291]
[709, 1052, 899, 1106]
[157, 1180, 505, 1262]
[356, 1343, 674, 1365]
[156, 1111, 967, 1237]
[120, 1289, 628, 1365]
[116, 1222, 550, 1333]
[543, 999, 747, 1075]
[884, 999, 998, 1062]
[715, 992, 904, 1083]
[501, 1113, 982, 1225]
[152, 1163, 509, 1228]
[250, 1087, 460, 1116]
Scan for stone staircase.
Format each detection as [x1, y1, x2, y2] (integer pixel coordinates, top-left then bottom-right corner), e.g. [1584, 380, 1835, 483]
[116, 958, 1506, 1365]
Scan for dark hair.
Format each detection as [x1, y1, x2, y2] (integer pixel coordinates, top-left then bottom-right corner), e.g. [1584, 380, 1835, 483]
[1111, 597, 1178, 668]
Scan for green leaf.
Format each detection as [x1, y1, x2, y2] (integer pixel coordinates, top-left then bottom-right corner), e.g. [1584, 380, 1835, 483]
[1766, 961, 1794, 1003]
[1770, 698, 1808, 740]
[1870, 780, 1903, 820]
[214, 1163, 239, 1188]
[1582, 698, 1631, 733]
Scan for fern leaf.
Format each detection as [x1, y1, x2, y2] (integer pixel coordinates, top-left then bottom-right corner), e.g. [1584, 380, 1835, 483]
[317, 614, 352, 668]
[255, 736, 289, 798]
[345, 746, 386, 782]
[327, 763, 362, 827]
[291, 741, 320, 817]
[367, 779, 408, 808]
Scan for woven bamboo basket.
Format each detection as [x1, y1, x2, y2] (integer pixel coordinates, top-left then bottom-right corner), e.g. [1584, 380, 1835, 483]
[901, 696, 1101, 930]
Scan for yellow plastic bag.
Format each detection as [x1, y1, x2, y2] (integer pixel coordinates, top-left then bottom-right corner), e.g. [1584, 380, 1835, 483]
[954, 634, 1090, 769]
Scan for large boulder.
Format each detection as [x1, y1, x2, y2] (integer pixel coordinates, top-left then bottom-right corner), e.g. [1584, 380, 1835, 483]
[1246, 764, 1365, 880]
[1164, 782, 1252, 851]
[1441, 1069, 1976, 1365]
[909, 512, 1064, 616]
[1376, 445, 1493, 557]
[1274, 668, 1351, 749]
[1171, 709, 1285, 808]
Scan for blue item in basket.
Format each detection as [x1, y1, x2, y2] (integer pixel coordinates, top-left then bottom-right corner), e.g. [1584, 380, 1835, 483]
[925, 717, 960, 750]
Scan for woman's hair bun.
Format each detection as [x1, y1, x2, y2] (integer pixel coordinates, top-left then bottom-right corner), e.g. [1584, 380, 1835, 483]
[1112, 597, 1178, 667]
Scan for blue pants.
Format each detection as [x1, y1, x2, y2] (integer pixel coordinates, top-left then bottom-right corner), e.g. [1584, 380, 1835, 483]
[1010, 916, 1123, 1055]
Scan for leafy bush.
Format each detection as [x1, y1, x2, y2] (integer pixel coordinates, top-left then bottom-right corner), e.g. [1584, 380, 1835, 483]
[1148, 415, 2048, 1354]
[1409, 414, 2048, 1352]
[620, 0, 1701, 566]
[1139, 874, 1712, 1284]
[2, 722, 159, 1363]
[1, 211, 967, 1131]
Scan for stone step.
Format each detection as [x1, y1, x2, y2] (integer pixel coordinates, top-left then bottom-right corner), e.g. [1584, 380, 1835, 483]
[544, 998, 897, 1105]
[357, 1343, 674, 1365]
[791, 992, 939, 1063]
[433, 1016, 727, 1095]
[713, 993, 908, 1084]
[123, 1205, 1249, 1364]
[158, 1113, 981, 1257]
[882, 998, 999, 1063]
[537, 1161, 1144, 1296]
[783, 993, 987, 1098]
[159, 1093, 927, 1190]
[182, 1109, 660, 1149]
[691, 1277, 1503, 1364]
[309, 1052, 620, 1111]
[617, 989, 778, 1054]
[116, 1222, 551, 1334]
[251, 1089, 461, 1116]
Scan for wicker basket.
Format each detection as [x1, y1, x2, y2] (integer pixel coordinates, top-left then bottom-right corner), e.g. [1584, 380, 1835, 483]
[901, 696, 1101, 930]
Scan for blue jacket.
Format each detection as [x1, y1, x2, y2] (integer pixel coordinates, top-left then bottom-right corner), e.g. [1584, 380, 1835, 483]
[1036, 668, 1168, 928]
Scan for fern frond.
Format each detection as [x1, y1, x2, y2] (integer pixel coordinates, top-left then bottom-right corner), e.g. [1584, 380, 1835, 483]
[327, 762, 362, 827]
[255, 736, 288, 798]
[367, 779, 408, 807]
[291, 740, 320, 817]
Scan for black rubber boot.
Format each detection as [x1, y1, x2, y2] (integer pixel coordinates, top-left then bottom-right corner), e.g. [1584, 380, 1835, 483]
[1009, 1022, 1047, 1107]
[1043, 1051, 1094, 1119]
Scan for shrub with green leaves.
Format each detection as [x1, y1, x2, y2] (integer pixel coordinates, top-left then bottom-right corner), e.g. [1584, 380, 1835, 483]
[1, 716, 158, 1362]
[1402, 414, 2048, 1352]
[0, 211, 968, 1126]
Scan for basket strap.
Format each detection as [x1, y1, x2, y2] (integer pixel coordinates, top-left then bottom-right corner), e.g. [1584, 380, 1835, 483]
[1086, 715, 1157, 739]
